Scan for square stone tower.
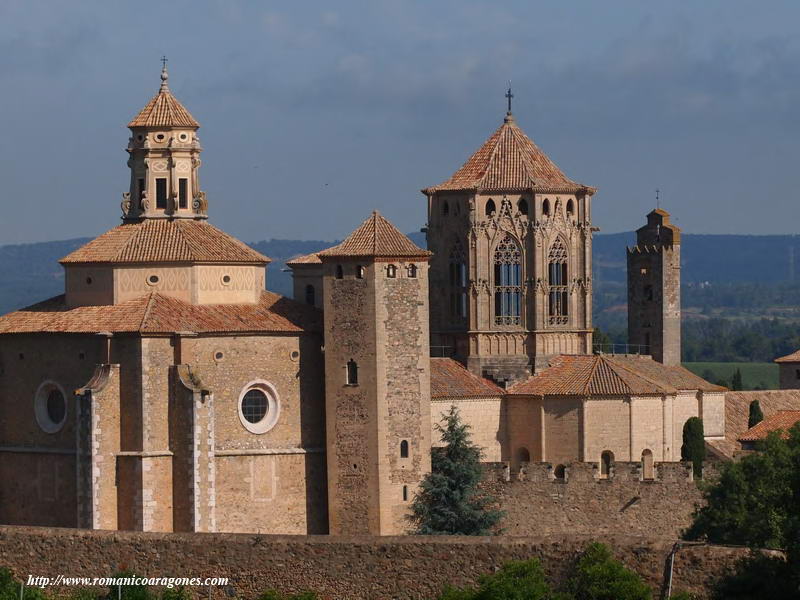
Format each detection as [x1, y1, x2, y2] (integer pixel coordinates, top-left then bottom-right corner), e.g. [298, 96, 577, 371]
[423, 106, 597, 384]
[627, 209, 682, 366]
[319, 212, 432, 535]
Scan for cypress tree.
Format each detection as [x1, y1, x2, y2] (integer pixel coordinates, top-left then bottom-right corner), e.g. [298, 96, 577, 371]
[681, 417, 706, 477]
[731, 368, 744, 391]
[748, 399, 764, 428]
[409, 405, 503, 535]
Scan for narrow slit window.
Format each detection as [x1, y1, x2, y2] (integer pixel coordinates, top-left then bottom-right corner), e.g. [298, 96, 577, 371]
[346, 359, 358, 385]
[335, 265, 344, 279]
[407, 264, 417, 278]
[178, 178, 188, 209]
[356, 265, 365, 279]
[305, 284, 315, 306]
[155, 178, 167, 210]
[400, 440, 409, 458]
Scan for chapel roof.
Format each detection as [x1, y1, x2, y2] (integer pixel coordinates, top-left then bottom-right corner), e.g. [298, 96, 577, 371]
[285, 252, 322, 266]
[423, 113, 594, 195]
[508, 354, 726, 397]
[318, 211, 431, 259]
[60, 219, 269, 265]
[775, 349, 800, 363]
[738, 410, 800, 442]
[430, 358, 505, 399]
[128, 66, 199, 129]
[0, 291, 319, 335]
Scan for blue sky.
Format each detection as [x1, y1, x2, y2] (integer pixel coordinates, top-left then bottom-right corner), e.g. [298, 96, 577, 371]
[1, 1, 799, 244]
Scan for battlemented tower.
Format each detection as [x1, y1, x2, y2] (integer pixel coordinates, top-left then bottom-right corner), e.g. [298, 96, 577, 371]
[319, 212, 432, 535]
[627, 209, 682, 366]
[423, 99, 597, 384]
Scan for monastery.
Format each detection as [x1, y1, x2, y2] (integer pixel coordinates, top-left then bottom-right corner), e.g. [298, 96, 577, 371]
[0, 66, 727, 535]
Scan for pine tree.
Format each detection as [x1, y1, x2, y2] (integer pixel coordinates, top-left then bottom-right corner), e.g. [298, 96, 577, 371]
[409, 405, 503, 535]
[681, 417, 706, 477]
[748, 400, 764, 428]
[731, 368, 744, 391]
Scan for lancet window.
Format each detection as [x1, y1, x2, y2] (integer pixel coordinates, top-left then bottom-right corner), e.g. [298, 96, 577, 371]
[493, 235, 522, 326]
[448, 242, 467, 323]
[548, 238, 568, 325]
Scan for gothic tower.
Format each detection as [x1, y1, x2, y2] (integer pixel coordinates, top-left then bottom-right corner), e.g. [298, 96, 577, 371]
[122, 61, 206, 221]
[627, 209, 682, 366]
[319, 212, 432, 535]
[423, 102, 597, 384]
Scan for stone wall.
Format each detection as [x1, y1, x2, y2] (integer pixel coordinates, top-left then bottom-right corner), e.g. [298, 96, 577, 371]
[0, 526, 748, 599]
[485, 461, 709, 539]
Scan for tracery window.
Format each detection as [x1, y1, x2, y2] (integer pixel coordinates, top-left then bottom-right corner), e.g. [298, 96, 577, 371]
[548, 238, 568, 325]
[494, 235, 522, 326]
[448, 242, 467, 322]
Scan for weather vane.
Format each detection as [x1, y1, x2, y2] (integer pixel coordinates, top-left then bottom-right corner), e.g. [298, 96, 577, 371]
[505, 82, 514, 113]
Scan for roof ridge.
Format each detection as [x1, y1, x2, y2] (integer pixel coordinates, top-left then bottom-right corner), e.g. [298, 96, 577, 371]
[139, 292, 158, 330]
[113, 222, 146, 262]
[506, 123, 538, 187]
[605, 356, 672, 394]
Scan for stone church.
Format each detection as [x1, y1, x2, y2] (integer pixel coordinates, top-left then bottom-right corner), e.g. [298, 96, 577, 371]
[0, 67, 725, 536]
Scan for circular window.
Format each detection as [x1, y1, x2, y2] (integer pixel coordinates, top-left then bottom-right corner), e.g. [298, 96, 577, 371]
[237, 381, 280, 434]
[147, 275, 160, 285]
[34, 381, 68, 434]
[155, 133, 165, 142]
[86, 277, 93, 285]
[214, 351, 224, 362]
[137, 135, 143, 142]
[290, 350, 300, 362]
[179, 133, 189, 142]
[221, 274, 232, 286]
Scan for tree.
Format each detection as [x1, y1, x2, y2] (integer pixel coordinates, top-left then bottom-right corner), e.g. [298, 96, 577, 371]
[593, 327, 612, 353]
[564, 543, 652, 600]
[685, 424, 800, 597]
[435, 558, 566, 600]
[409, 405, 503, 535]
[731, 368, 743, 391]
[748, 400, 764, 428]
[681, 417, 706, 477]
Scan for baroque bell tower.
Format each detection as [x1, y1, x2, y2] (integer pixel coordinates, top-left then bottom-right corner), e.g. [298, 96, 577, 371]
[424, 92, 597, 384]
[122, 59, 207, 221]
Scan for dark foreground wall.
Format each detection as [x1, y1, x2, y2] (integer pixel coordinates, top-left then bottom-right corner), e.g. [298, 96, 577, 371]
[0, 526, 749, 599]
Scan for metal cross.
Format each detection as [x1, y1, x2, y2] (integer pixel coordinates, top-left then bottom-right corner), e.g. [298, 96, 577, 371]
[656, 189, 660, 209]
[161, 55, 168, 69]
[505, 85, 514, 113]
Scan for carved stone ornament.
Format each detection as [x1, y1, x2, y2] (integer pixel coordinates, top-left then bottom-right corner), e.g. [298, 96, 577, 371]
[193, 191, 208, 213]
[121, 192, 132, 216]
[140, 190, 149, 211]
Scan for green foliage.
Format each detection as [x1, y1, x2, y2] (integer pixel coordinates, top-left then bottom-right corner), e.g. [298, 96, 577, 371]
[434, 559, 566, 600]
[684, 362, 779, 391]
[731, 368, 743, 391]
[668, 593, 697, 600]
[592, 327, 612, 351]
[710, 553, 796, 600]
[680, 418, 706, 477]
[159, 588, 190, 600]
[564, 543, 651, 600]
[686, 424, 800, 595]
[409, 405, 503, 535]
[748, 400, 764, 428]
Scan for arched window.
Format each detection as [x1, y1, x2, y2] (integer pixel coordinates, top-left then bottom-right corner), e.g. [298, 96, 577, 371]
[335, 265, 344, 279]
[449, 242, 467, 322]
[518, 198, 528, 216]
[400, 440, 409, 458]
[402, 485, 408, 501]
[600, 450, 614, 479]
[517, 447, 530, 463]
[356, 265, 365, 279]
[548, 238, 568, 325]
[305, 284, 315, 306]
[386, 264, 397, 278]
[346, 359, 358, 385]
[566, 199, 575, 216]
[494, 235, 522, 326]
[641, 449, 655, 480]
[442, 201, 449, 216]
[485, 198, 496, 217]
[407, 264, 417, 278]
[542, 198, 550, 216]
[554, 464, 566, 480]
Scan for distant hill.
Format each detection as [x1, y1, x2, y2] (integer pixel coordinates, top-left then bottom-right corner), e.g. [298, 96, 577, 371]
[0, 231, 798, 315]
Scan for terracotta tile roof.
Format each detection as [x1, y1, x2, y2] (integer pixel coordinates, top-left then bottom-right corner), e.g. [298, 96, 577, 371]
[285, 252, 322, 266]
[128, 72, 199, 128]
[508, 355, 674, 396]
[60, 219, 269, 265]
[318, 211, 431, 259]
[605, 355, 726, 393]
[707, 390, 800, 458]
[0, 291, 320, 335]
[738, 410, 800, 442]
[423, 114, 594, 194]
[430, 358, 504, 398]
[775, 349, 800, 363]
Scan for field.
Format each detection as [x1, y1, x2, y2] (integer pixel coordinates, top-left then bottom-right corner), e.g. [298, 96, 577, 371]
[683, 362, 778, 390]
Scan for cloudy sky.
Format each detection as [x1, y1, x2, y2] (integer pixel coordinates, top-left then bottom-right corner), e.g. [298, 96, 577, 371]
[1, 1, 798, 245]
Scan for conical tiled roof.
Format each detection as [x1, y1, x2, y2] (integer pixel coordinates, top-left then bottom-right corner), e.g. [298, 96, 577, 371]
[424, 114, 593, 194]
[59, 219, 269, 264]
[318, 211, 431, 259]
[128, 67, 199, 128]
